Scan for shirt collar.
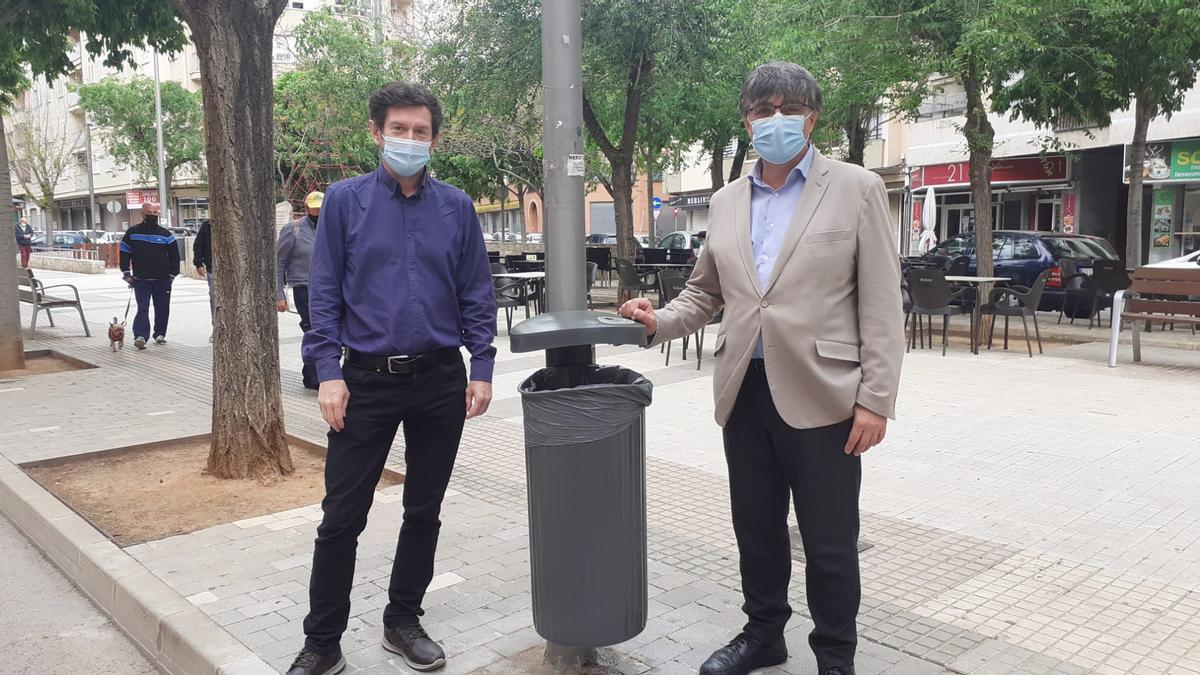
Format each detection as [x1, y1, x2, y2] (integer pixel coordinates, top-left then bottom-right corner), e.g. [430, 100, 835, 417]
[748, 145, 815, 191]
[376, 164, 431, 200]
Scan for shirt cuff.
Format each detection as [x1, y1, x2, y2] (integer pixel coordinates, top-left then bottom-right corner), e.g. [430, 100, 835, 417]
[315, 357, 344, 383]
[469, 356, 494, 383]
[275, 288, 286, 301]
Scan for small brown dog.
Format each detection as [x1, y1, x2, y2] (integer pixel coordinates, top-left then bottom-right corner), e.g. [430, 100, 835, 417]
[108, 317, 126, 352]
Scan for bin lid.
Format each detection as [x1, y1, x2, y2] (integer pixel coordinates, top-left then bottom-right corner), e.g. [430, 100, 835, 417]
[510, 310, 647, 353]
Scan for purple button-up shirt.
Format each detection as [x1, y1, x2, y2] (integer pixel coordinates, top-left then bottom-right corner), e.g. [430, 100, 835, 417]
[303, 166, 497, 383]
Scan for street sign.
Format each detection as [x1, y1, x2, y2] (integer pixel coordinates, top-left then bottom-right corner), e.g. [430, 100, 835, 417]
[106, 200, 122, 214]
[651, 196, 662, 211]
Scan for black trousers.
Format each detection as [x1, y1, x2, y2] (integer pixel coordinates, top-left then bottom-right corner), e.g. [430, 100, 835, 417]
[303, 357, 466, 656]
[291, 285, 318, 389]
[131, 277, 171, 340]
[722, 364, 861, 669]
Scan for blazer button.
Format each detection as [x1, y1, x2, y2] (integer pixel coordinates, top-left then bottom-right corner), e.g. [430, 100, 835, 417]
[760, 300, 769, 308]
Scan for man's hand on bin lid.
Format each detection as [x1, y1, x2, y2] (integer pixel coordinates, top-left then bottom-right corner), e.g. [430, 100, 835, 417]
[619, 297, 657, 337]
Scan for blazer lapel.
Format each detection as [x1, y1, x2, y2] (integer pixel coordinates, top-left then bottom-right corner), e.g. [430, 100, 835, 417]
[729, 178, 762, 297]
[763, 151, 831, 295]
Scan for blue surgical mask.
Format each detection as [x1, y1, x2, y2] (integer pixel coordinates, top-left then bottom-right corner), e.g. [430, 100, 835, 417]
[382, 136, 431, 177]
[751, 113, 809, 165]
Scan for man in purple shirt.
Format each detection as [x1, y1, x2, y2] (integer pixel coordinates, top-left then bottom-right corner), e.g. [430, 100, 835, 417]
[287, 82, 497, 675]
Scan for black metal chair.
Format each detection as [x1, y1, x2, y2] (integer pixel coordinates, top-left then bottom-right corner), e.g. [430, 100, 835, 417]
[617, 257, 656, 298]
[1086, 266, 1131, 329]
[586, 246, 613, 286]
[491, 262, 527, 333]
[585, 261, 598, 310]
[656, 270, 694, 366]
[905, 268, 975, 356]
[981, 270, 1049, 357]
[946, 255, 970, 276]
[1057, 258, 1091, 325]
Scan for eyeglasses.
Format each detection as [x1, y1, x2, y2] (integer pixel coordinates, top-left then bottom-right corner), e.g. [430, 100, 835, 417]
[748, 102, 813, 120]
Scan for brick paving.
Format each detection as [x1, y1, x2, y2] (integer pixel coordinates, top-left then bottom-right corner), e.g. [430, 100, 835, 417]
[5, 269, 1200, 674]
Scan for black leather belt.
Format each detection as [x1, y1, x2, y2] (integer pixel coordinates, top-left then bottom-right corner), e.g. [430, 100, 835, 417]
[344, 347, 460, 375]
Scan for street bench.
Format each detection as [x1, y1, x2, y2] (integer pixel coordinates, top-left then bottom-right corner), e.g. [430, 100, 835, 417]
[16, 267, 91, 337]
[1107, 267, 1200, 366]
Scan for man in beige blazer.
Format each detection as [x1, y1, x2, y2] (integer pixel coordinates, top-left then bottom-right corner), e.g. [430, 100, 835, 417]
[621, 62, 903, 675]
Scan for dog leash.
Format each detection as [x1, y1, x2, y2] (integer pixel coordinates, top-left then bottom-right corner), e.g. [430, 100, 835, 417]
[122, 285, 134, 322]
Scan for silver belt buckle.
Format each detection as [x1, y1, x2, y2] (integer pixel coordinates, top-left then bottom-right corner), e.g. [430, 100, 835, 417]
[386, 354, 417, 373]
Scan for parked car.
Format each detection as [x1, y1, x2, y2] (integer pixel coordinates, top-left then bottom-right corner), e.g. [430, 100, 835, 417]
[525, 232, 543, 244]
[585, 233, 643, 248]
[480, 231, 494, 242]
[916, 230, 1121, 316]
[1145, 250, 1200, 269]
[656, 230, 706, 252]
[637, 235, 651, 247]
[94, 231, 126, 245]
[31, 232, 87, 248]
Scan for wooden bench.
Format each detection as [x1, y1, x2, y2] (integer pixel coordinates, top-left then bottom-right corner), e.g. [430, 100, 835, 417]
[17, 268, 91, 337]
[1108, 267, 1200, 366]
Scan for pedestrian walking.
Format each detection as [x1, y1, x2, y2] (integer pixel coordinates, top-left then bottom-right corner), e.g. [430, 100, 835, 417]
[14, 217, 34, 268]
[193, 218, 214, 341]
[285, 81, 496, 675]
[621, 62, 904, 675]
[119, 202, 180, 349]
[276, 192, 322, 390]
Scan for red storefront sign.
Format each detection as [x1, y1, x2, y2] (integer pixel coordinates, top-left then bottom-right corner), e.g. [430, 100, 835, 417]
[125, 190, 160, 209]
[912, 156, 1067, 189]
[910, 201, 923, 239]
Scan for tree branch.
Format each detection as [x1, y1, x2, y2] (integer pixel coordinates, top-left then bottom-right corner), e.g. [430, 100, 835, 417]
[581, 94, 618, 160]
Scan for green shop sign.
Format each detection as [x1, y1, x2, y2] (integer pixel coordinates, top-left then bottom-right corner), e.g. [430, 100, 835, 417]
[1123, 138, 1200, 183]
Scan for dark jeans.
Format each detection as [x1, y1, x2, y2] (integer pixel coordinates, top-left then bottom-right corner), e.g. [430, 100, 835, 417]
[722, 364, 861, 669]
[132, 277, 172, 340]
[302, 356, 467, 656]
[291, 285, 318, 388]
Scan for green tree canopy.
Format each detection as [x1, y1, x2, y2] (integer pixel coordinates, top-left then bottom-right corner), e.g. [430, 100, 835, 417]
[77, 77, 205, 191]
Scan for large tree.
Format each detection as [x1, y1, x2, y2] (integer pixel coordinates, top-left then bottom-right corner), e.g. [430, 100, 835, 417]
[274, 7, 410, 204]
[4, 100, 77, 237]
[76, 77, 205, 200]
[0, 1, 184, 371]
[429, 0, 737, 288]
[171, 0, 294, 481]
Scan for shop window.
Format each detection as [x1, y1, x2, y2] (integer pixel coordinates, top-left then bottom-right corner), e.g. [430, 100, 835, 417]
[589, 202, 615, 235]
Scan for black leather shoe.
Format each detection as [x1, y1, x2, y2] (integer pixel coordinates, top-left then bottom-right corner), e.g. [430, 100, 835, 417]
[285, 648, 345, 675]
[383, 623, 446, 671]
[819, 667, 855, 675]
[698, 633, 787, 675]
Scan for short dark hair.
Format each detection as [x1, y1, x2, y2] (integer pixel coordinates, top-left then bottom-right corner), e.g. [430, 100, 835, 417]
[369, 81, 444, 135]
[738, 61, 823, 118]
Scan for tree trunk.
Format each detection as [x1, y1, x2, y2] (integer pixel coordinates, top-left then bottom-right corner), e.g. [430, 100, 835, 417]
[611, 160, 636, 264]
[963, 62, 995, 349]
[0, 114, 26, 371]
[174, 0, 292, 481]
[727, 138, 748, 184]
[1125, 96, 1152, 267]
[707, 135, 727, 191]
[845, 115, 867, 167]
[516, 186, 527, 234]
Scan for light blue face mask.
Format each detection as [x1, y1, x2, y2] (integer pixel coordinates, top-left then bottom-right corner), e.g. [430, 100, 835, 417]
[382, 136, 431, 177]
[750, 113, 809, 165]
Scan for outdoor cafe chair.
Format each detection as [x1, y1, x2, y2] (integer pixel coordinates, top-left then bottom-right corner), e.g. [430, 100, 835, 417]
[491, 262, 528, 333]
[981, 269, 1050, 357]
[617, 257, 656, 298]
[905, 267, 975, 356]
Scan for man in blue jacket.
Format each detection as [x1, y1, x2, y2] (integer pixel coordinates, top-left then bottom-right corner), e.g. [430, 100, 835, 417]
[119, 202, 180, 349]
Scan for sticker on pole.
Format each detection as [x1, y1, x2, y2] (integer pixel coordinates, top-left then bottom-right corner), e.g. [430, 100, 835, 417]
[566, 153, 585, 177]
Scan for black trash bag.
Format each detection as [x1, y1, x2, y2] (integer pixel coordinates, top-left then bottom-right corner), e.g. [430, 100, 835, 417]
[519, 365, 653, 446]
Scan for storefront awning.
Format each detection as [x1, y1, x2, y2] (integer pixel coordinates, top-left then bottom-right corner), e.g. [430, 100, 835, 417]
[912, 155, 1068, 190]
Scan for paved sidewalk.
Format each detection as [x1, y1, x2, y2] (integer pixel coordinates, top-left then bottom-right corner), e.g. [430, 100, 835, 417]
[5, 269, 1200, 674]
[0, 511, 156, 674]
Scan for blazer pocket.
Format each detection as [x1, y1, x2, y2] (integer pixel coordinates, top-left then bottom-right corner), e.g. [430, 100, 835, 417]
[714, 332, 727, 354]
[807, 229, 852, 243]
[814, 338, 860, 363]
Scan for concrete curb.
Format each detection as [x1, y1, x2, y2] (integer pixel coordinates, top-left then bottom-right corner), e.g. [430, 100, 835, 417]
[0, 458, 277, 675]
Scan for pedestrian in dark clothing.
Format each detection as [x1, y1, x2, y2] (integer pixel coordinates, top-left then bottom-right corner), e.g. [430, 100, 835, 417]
[119, 203, 180, 349]
[277, 192, 322, 390]
[193, 219, 215, 340]
[285, 81, 496, 675]
[15, 218, 34, 268]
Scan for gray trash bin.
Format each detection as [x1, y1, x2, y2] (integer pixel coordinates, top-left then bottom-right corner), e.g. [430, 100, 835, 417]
[511, 311, 652, 647]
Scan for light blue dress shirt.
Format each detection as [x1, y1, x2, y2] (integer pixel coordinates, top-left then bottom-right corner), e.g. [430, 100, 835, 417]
[747, 149, 815, 358]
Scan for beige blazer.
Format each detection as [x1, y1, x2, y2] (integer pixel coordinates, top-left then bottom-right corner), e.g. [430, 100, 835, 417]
[652, 150, 904, 429]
